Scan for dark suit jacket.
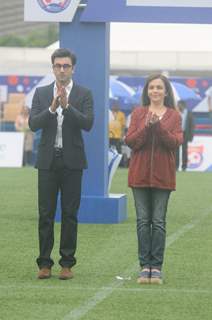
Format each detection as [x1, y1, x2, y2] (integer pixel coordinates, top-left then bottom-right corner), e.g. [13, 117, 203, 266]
[184, 111, 194, 142]
[29, 82, 94, 170]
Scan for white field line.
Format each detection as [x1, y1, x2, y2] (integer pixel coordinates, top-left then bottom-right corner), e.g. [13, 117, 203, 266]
[166, 205, 212, 248]
[0, 206, 211, 317]
[62, 206, 212, 320]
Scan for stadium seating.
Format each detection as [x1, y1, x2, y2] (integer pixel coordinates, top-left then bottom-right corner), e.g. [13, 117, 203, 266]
[2, 93, 25, 122]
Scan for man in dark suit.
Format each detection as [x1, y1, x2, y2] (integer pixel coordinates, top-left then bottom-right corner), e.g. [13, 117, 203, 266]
[29, 48, 94, 280]
[176, 100, 194, 171]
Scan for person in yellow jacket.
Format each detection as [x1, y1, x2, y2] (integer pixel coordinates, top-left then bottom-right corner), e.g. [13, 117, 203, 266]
[109, 101, 126, 153]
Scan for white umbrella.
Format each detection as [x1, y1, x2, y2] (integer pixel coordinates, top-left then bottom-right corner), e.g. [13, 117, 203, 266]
[25, 74, 55, 108]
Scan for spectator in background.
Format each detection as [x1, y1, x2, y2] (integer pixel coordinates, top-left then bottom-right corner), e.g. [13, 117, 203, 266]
[176, 100, 194, 171]
[206, 86, 212, 118]
[15, 105, 34, 166]
[109, 101, 126, 153]
[122, 104, 139, 167]
[126, 104, 138, 131]
[125, 74, 183, 285]
[109, 108, 114, 123]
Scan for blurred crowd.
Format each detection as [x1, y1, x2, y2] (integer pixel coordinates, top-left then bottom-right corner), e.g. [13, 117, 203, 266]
[15, 105, 34, 166]
[109, 101, 137, 167]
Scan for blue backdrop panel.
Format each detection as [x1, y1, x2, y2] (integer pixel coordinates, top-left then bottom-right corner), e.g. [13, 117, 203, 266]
[81, 0, 212, 24]
[56, 6, 127, 223]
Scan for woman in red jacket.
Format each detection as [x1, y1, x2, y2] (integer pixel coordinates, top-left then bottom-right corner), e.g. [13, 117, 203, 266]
[125, 74, 183, 284]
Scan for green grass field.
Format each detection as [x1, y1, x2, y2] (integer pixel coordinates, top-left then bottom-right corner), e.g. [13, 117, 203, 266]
[0, 168, 212, 320]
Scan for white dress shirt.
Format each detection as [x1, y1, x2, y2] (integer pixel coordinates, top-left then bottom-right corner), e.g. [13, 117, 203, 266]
[49, 80, 73, 148]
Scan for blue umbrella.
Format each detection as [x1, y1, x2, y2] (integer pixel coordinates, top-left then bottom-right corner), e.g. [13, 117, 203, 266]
[109, 78, 137, 112]
[110, 78, 135, 101]
[132, 87, 143, 105]
[132, 82, 200, 103]
[171, 82, 201, 101]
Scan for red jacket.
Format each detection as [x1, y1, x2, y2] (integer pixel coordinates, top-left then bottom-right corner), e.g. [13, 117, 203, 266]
[125, 107, 183, 191]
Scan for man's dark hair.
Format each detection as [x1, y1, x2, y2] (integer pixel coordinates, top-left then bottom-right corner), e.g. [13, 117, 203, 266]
[111, 101, 121, 110]
[51, 48, 77, 66]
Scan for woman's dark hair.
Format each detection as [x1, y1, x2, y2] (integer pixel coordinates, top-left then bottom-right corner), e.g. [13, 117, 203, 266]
[51, 48, 77, 66]
[141, 73, 176, 108]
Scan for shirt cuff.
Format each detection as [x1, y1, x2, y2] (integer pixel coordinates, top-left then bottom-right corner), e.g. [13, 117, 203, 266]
[49, 107, 56, 114]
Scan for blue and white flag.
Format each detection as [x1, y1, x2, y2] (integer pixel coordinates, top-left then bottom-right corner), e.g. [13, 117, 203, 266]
[108, 148, 122, 192]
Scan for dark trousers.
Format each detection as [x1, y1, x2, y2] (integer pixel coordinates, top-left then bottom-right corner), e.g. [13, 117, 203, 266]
[132, 187, 170, 270]
[109, 138, 122, 154]
[176, 133, 188, 171]
[37, 150, 82, 269]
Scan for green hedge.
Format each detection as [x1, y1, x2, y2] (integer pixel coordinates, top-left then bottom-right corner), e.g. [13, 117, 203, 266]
[0, 25, 58, 47]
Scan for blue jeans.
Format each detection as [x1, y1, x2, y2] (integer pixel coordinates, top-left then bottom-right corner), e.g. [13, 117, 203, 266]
[132, 187, 171, 270]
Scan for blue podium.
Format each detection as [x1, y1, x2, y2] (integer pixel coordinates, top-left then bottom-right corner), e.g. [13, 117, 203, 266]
[55, 4, 127, 223]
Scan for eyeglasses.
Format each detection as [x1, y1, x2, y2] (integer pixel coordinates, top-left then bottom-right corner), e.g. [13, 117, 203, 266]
[53, 63, 72, 70]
